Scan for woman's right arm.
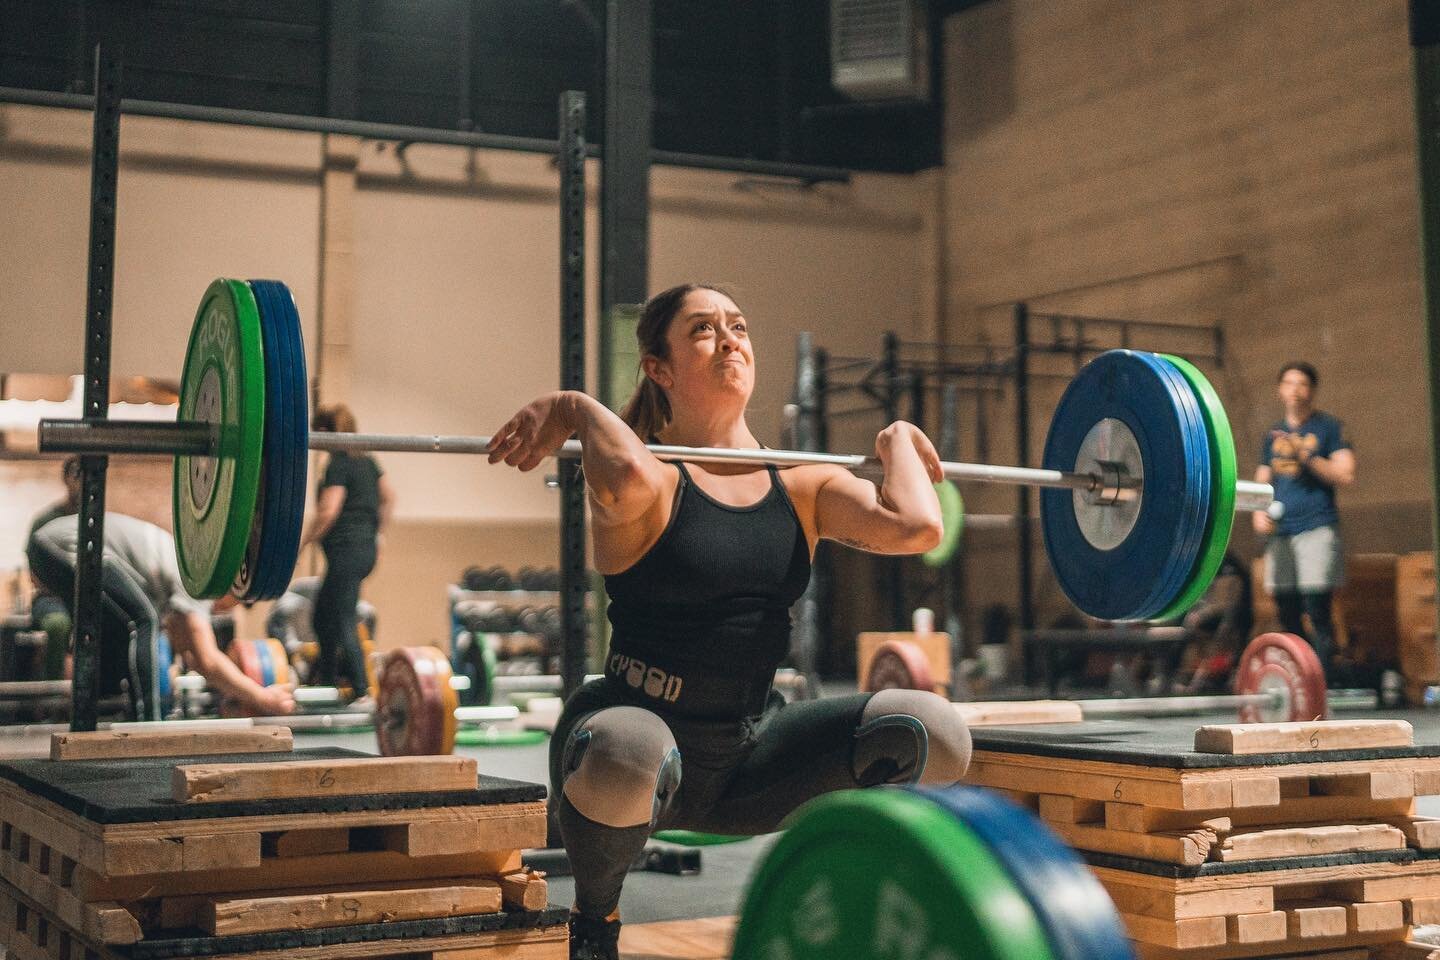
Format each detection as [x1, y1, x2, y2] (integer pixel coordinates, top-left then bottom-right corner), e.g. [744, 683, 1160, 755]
[486, 390, 667, 522]
[1252, 464, 1274, 535]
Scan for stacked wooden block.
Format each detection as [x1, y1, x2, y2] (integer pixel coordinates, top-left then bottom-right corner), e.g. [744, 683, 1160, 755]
[1397, 551, 1440, 706]
[968, 718, 1440, 959]
[0, 727, 566, 960]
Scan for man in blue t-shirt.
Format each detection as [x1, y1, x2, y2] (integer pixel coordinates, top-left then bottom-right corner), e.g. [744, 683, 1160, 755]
[1252, 362, 1357, 678]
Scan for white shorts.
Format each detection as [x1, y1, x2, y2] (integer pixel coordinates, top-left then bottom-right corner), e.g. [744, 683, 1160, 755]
[1264, 524, 1343, 593]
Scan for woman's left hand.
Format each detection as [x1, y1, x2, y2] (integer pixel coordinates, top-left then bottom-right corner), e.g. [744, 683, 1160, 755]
[876, 421, 944, 483]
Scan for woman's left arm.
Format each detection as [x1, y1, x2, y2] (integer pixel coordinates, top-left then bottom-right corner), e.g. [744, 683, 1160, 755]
[812, 421, 945, 554]
[377, 474, 396, 533]
[301, 486, 346, 547]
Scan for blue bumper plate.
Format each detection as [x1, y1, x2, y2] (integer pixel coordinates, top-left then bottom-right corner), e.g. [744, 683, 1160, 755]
[236, 280, 309, 601]
[916, 785, 1135, 960]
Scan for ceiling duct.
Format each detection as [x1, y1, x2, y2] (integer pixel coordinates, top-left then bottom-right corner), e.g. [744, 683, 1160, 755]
[829, 0, 930, 102]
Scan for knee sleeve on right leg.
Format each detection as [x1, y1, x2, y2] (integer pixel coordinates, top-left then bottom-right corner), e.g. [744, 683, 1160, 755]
[560, 706, 681, 829]
[858, 688, 973, 786]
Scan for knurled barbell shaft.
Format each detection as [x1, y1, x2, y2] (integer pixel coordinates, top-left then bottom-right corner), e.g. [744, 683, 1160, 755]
[38, 417, 1276, 512]
[1066, 687, 1377, 717]
[1076, 693, 1283, 717]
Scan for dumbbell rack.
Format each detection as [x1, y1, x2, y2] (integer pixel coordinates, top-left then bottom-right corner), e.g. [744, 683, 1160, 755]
[451, 585, 575, 685]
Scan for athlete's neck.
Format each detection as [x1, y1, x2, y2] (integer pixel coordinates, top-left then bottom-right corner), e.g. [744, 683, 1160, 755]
[659, 410, 758, 450]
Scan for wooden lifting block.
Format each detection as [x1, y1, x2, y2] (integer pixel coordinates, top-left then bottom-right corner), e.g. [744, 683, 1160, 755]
[172, 755, 478, 802]
[1225, 910, 1287, 945]
[1193, 720, 1413, 755]
[200, 877, 504, 936]
[955, 701, 1084, 726]
[1215, 824, 1406, 862]
[51, 727, 293, 760]
[500, 870, 548, 912]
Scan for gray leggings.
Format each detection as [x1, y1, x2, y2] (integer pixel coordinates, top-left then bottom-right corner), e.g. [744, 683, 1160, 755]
[550, 678, 972, 919]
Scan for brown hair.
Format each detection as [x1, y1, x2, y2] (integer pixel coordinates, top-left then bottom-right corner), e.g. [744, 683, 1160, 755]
[313, 403, 357, 433]
[618, 283, 735, 440]
[1277, 361, 1319, 388]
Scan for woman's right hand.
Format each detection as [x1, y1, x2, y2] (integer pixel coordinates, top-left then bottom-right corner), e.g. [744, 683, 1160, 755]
[875, 420, 944, 483]
[1252, 509, 1275, 536]
[487, 391, 577, 472]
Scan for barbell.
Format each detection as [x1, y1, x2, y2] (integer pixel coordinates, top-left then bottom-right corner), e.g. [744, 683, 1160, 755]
[39, 278, 1271, 621]
[867, 632, 1347, 724]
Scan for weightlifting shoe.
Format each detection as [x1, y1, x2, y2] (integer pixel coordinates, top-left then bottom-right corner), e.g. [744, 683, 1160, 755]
[569, 912, 621, 960]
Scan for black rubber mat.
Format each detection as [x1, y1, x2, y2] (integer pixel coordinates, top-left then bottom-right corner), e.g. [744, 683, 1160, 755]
[1083, 845, 1430, 879]
[123, 908, 570, 959]
[0, 747, 546, 824]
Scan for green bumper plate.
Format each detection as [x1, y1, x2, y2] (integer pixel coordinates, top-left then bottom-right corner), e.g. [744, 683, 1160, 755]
[652, 830, 750, 846]
[1152, 355, 1237, 621]
[454, 727, 548, 747]
[731, 789, 1054, 960]
[173, 279, 266, 598]
[921, 480, 964, 568]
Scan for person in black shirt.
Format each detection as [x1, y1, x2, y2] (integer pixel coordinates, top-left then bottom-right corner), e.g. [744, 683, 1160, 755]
[487, 284, 972, 960]
[1252, 362, 1356, 676]
[302, 404, 394, 702]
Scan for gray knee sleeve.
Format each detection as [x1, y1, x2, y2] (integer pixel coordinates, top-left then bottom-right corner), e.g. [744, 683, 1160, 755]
[858, 689, 971, 786]
[560, 706, 681, 828]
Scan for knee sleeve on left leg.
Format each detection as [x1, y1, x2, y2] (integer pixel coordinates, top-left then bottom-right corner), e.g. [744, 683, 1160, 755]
[859, 689, 972, 786]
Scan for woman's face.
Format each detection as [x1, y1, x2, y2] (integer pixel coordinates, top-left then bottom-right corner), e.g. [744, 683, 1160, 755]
[651, 288, 754, 407]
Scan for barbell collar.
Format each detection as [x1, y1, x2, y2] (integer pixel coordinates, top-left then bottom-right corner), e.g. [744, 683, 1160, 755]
[41, 417, 1276, 513]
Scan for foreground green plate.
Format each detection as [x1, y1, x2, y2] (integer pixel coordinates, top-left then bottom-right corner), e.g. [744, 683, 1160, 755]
[731, 789, 1054, 960]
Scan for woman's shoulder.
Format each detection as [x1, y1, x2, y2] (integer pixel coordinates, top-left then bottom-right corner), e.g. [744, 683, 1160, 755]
[776, 462, 849, 498]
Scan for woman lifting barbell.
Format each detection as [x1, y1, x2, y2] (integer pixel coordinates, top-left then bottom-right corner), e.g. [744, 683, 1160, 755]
[486, 284, 972, 960]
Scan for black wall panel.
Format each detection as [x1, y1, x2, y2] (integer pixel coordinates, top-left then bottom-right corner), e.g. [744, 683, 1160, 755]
[0, 0, 948, 172]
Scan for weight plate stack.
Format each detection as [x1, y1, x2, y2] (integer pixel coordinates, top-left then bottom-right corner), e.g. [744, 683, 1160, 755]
[173, 279, 266, 598]
[1041, 350, 1211, 621]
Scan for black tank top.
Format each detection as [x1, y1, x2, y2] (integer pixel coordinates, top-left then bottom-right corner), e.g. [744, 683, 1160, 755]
[603, 462, 811, 719]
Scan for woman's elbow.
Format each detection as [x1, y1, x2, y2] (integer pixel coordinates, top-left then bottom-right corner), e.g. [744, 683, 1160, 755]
[900, 516, 944, 554]
[589, 455, 648, 509]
